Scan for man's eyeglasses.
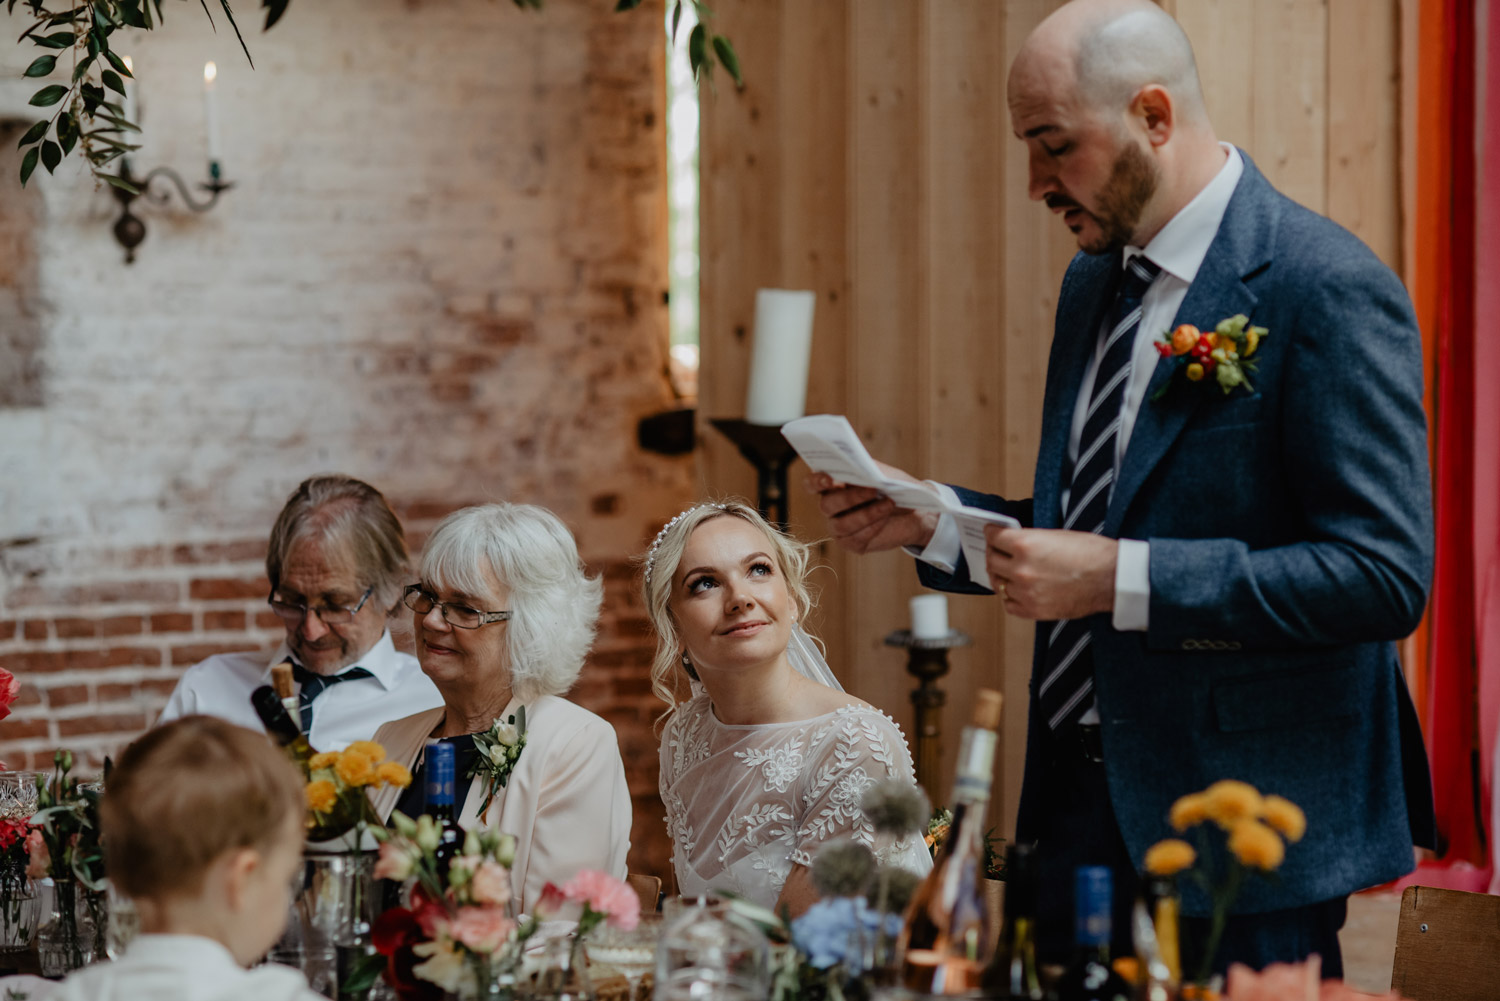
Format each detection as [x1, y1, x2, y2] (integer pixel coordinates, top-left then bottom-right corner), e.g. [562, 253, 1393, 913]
[267, 587, 374, 625]
[402, 584, 512, 630]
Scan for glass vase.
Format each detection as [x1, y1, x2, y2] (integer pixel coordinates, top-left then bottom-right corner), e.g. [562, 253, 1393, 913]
[0, 861, 41, 952]
[36, 877, 99, 976]
[529, 934, 592, 1001]
[292, 849, 377, 997]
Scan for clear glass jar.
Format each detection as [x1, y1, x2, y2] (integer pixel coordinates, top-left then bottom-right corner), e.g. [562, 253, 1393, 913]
[655, 899, 770, 1001]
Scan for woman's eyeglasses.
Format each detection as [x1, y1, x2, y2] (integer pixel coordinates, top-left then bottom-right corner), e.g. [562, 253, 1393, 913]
[402, 584, 512, 629]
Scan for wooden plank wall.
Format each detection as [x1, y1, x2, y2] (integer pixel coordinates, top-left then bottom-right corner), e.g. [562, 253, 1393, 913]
[697, 0, 1402, 835]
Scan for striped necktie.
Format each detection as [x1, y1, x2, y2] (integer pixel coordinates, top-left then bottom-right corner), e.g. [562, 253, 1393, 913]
[292, 661, 374, 733]
[1038, 254, 1161, 732]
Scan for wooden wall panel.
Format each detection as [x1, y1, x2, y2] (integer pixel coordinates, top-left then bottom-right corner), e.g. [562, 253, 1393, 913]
[697, 0, 1403, 839]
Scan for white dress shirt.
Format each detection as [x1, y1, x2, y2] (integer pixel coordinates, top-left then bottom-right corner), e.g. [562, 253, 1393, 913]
[157, 630, 442, 751]
[369, 693, 632, 916]
[917, 145, 1244, 647]
[51, 934, 326, 1001]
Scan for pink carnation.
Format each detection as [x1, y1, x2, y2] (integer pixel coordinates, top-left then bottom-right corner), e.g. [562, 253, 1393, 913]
[373, 840, 415, 882]
[0, 669, 17, 721]
[24, 828, 48, 879]
[562, 869, 640, 931]
[448, 906, 515, 954]
[469, 860, 512, 908]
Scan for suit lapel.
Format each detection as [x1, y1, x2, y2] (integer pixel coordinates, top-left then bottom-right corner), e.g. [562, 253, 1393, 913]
[1106, 154, 1277, 531]
[1035, 253, 1117, 529]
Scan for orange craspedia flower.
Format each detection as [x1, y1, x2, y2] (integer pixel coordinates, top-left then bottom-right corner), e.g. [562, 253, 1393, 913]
[345, 740, 387, 764]
[1228, 818, 1285, 870]
[335, 749, 377, 787]
[1170, 324, 1199, 356]
[1261, 795, 1306, 843]
[1169, 792, 1210, 831]
[1185, 362, 1205, 382]
[306, 779, 338, 814]
[308, 751, 339, 771]
[376, 761, 413, 789]
[1144, 838, 1197, 876]
[1204, 779, 1263, 829]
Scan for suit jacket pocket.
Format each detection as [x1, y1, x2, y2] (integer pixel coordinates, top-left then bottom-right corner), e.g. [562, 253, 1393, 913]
[1212, 663, 1361, 733]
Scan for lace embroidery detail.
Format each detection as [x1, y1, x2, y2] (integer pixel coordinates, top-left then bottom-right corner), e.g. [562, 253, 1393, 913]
[661, 694, 930, 909]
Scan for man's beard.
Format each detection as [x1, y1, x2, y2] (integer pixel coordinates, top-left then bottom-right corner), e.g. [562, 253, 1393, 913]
[1063, 141, 1161, 255]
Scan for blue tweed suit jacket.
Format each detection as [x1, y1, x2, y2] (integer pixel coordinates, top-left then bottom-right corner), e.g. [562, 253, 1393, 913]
[918, 153, 1436, 914]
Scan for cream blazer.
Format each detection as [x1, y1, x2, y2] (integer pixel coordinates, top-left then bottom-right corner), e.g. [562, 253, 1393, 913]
[370, 694, 632, 915]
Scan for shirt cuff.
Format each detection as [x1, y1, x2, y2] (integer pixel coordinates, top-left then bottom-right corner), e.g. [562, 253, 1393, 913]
[1112, 538, 1150, 631]
[902, 482, 963, 574]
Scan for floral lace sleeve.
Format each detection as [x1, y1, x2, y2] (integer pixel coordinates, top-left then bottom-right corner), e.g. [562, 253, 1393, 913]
[788, 707, 923, 868]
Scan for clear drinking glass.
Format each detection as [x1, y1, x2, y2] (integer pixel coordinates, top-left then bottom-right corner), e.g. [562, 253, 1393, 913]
[655, 899, 770, 1001]
[588, 913, 662, 1001]
[0, 772, 41, 823]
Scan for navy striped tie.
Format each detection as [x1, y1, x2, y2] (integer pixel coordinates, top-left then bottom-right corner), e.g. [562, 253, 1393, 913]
[292, 661, 373, 732]
[1038, 255, 1160, 732]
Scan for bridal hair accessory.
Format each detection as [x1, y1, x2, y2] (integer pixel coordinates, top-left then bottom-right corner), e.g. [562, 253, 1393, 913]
[643, 503, 730, 584]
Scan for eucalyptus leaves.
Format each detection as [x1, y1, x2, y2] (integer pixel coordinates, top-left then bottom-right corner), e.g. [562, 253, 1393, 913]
[9, 0, 739, 189]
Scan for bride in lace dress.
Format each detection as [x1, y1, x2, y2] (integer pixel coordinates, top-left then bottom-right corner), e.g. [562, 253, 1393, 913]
[642, 501, 932, 915]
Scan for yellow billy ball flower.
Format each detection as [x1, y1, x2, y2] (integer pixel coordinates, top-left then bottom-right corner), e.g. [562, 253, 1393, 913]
[1228, 819, 1285, 870]
[335, 749, 377, 787]
[377, 761, 413, 789]
[1204, 779, 1263, 829]
[1186, 362, 1205, 382]
[1261, 795, 1307, 843]
[308, 751, 339, 771]
[306, 779, 338, 814]
[345, 740, 387, 764]
[1169, 792, 1210, 831]
[1144, 838, 1197, 877]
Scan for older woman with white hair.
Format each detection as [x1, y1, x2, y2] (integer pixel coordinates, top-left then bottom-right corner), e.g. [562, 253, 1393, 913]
[369, 503, 631, 914]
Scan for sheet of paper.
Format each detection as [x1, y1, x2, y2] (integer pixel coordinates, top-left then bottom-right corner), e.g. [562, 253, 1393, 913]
[782, 414, 1019, 588]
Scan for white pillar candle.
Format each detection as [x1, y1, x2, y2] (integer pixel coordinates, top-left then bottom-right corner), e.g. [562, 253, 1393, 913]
[203, 62, 221, 174]
[909, 594, 949, 640]
[745, 288, 815, 426]
[121, 57, 137, 125]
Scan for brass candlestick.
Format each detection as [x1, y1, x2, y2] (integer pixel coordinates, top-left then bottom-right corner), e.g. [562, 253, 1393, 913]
[885, 627, 972, 798]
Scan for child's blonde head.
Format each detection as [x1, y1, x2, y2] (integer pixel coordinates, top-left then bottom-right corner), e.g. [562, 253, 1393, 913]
[102, 716, 305, 901]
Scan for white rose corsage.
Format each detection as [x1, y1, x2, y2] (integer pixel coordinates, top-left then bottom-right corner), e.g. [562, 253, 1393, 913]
[469, 705, 527, 815]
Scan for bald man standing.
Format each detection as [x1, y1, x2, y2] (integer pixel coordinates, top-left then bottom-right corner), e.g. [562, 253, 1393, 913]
[813, 0, 1433, 976]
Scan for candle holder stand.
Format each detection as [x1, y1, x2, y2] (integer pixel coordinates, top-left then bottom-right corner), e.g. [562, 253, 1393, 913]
[708, 418, 798, 531]
[111, 159, 235, 264]
[885, 628, 971, 799]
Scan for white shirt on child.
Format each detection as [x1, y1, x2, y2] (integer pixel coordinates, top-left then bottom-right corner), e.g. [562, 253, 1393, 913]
[50, 934, 327, 1001]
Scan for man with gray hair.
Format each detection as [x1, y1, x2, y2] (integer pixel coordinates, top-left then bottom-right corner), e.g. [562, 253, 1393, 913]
[814, 0, 1433, 976]
[159, 475, 441, 749]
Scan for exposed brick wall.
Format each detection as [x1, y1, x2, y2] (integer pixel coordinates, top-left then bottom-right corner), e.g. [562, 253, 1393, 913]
[0, 0, 690, 884]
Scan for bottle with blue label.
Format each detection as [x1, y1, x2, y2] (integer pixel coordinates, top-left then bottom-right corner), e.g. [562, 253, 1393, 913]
[1056, 866, 1131, 1001]
[424, 740, 464, 877]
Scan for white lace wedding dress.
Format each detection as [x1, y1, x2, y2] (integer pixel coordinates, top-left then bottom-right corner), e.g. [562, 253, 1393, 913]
[660, 689, 933, 909]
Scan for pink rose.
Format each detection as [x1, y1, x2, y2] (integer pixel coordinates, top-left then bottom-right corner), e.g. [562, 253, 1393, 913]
[448, 906, 515, 954]
[24, 829, 49, 879]
[469, 860, 512, 908]
[374, 840, 415, 882]
[562, 869, 640, 931]
[0, 669, 18, 721]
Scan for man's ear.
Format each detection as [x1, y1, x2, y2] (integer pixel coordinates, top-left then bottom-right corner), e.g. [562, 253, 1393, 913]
[1131, 84, 1175, 145]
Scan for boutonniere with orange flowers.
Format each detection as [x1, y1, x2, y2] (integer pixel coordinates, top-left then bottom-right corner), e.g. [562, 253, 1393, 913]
[1151, 314, 1268, 401]
[1144, 780, 1305, 992]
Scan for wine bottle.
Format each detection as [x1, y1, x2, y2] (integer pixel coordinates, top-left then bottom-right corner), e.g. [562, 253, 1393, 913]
[250, 683, 314, 772]
[980, 843, 1044, 1000]
[899, 688, 1004, 995]
[424, 740, 464, 877]
[1056, 867, 1130, 1001]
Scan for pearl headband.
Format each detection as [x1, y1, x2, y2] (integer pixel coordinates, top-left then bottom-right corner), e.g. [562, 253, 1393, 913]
[643, 503, 730, 585]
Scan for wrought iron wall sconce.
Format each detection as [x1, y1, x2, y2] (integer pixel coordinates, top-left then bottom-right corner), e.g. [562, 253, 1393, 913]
[111, 159, 234, 265]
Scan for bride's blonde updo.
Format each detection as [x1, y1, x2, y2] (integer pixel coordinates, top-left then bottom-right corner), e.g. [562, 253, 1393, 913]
[639, 500, 816, 713]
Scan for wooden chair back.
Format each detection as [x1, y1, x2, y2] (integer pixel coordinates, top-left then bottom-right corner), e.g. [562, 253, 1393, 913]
[1390, 884, 1500, 1001]
[627, 872, 663, 913]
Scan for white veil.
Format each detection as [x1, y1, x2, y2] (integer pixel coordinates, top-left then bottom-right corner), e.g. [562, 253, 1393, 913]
[788, 622, 843, 692]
